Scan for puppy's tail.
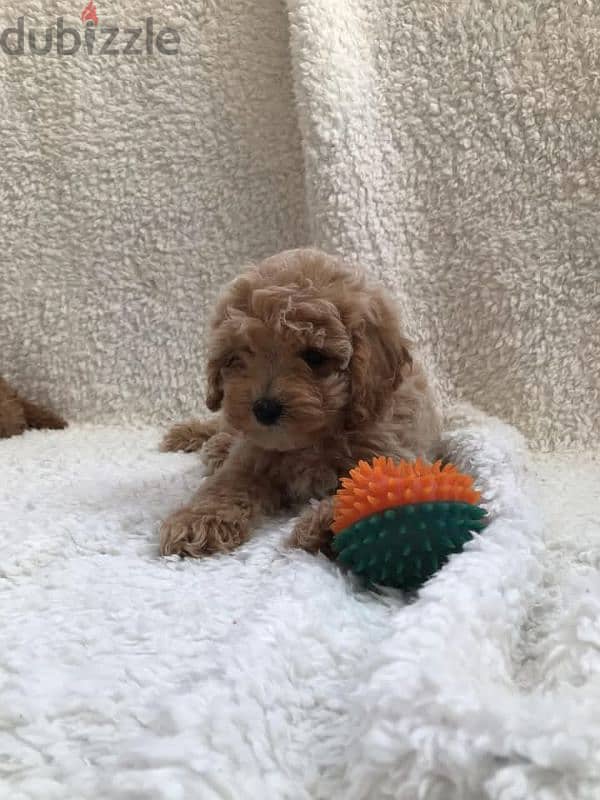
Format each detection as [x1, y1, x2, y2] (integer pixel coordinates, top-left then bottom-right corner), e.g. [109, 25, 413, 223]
[21, 398, 68, 430]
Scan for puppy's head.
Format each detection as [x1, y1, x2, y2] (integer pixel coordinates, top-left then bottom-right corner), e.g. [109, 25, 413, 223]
[205, 249, 412, 451]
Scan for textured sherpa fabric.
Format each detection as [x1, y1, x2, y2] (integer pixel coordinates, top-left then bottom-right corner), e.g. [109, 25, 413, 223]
[2, 423, 599, 799]
[1, 1, 598, 448]
[287, 0, 600, 449]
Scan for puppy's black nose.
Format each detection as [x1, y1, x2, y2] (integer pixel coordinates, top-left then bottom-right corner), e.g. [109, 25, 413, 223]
[253, 397, 283, 426]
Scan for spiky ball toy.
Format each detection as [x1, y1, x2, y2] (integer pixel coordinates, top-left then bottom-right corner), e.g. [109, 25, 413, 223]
[332, 457, 487, 591]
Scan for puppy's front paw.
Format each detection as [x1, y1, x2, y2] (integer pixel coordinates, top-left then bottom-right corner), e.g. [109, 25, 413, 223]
[160, 420, 217, 453]
[160, 507, 247, 557]
[288, 498, 335, 557]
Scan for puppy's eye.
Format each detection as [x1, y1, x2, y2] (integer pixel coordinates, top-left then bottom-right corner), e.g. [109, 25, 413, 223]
[301, 348, 327, 368]
[224, 354, 243, 369]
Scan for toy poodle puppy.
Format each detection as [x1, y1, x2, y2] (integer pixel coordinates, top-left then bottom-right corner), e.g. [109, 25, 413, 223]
[160, 248, 441, 557]
[0, 376, 67, 439]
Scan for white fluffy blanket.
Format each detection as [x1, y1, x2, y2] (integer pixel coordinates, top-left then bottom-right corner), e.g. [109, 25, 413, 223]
[2, 423, 599, 799]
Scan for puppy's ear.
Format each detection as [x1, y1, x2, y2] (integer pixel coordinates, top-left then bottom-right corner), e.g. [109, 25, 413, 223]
[204, 320, 232, 411]
[205, 351, 224, 411]
[205, 276, 250, 412]
[347, 291, 412, 427]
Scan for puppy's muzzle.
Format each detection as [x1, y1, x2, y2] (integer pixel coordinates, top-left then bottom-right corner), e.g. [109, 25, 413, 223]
[253, 397, 283, 426]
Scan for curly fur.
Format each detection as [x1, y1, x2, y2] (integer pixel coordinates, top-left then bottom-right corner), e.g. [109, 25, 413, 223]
[0, 377, 67, 439]
[160, 249, 441, 557]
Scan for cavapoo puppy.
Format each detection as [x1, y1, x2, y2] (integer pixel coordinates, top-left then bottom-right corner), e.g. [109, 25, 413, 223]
[160, 248, 440, 557]
[0, 376, 67, 439]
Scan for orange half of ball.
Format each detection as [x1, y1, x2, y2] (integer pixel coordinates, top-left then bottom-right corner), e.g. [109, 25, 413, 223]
[332, 457, 482, 533]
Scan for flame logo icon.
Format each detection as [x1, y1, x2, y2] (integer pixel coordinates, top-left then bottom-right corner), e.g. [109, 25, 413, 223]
[81, 1, 98, 25]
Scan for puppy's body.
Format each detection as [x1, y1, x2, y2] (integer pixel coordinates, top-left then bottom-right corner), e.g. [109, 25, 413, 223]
[161, 249, 440, 557]
[0, 377, 67, 439]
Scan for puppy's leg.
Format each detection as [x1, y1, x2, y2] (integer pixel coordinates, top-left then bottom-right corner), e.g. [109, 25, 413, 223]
[0, 396, 27, 438]
[21, 398, 67, 430]
[160, 463, 272, 557]
[289, 497, 335, 557]
[160, 419, 220, 453]
[201, 431, 235, 475]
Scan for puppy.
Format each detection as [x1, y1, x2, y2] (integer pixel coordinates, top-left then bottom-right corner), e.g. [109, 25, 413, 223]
[160, 248, 441, 557]
[0, 376, 67, 438]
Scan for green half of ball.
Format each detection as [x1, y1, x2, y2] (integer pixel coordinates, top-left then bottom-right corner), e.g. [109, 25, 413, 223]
[332, 501, 488, 591]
